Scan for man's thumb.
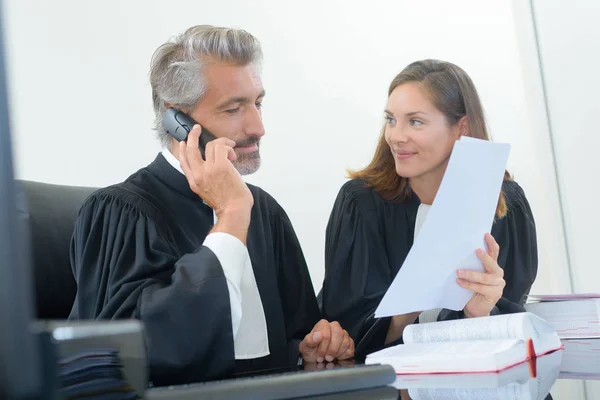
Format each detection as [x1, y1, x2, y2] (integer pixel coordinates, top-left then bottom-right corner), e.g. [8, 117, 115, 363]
[312, 331, 322, 345]
[305, 331, 322, 350]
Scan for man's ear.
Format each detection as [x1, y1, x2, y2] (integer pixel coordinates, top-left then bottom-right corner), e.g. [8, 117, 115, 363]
[457, 116, 470, 138]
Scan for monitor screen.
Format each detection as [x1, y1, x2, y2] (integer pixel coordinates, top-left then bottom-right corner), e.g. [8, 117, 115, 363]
[0, 0, 44, 397]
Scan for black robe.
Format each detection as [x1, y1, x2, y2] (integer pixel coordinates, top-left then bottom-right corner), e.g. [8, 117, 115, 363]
[321, 178, 538, 357]
[68, 153, 320, 386]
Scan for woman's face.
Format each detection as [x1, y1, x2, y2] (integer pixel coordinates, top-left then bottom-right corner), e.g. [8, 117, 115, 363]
[384, 82, 463, 181]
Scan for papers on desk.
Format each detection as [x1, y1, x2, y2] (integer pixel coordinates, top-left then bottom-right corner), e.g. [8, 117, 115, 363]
[525, 295, 600, 379]
[527, 293, 600, 302]
[525, 295, 600, 339]
[375, 137, 511, 318]
[559, 339, 600, 380]
[57, 347, 138, 399]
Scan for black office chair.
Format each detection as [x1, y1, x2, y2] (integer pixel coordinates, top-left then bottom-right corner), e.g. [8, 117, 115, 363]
[17, 180, 98, 320]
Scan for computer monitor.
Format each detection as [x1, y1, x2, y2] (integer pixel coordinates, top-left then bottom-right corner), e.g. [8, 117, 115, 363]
[0, 0, 44, 397]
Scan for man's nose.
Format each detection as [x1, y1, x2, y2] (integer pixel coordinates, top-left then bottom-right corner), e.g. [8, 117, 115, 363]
[245, 106, 265, 138]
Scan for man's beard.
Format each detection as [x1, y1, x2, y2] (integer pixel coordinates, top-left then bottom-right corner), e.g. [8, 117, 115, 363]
[232, 137, 261, 175]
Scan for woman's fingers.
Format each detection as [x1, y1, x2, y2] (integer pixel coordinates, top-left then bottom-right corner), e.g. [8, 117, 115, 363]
[484, 233, 500, 261]
[457, 269, 501, 285]
[457, 278, 504, 298]
[477, 248, 504, 276]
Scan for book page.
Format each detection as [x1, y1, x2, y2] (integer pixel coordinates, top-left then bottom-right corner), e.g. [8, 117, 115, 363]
[533, 351, 562, 400]
[394, 361, 531, 390]
[404, 313, 526, 344]
[523, 313, 562, 356]
[368, 339, 520, 363]
[366, 339, 526, 375]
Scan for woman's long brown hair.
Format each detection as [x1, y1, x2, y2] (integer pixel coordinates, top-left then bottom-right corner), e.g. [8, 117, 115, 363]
[349, 59, 510, 218]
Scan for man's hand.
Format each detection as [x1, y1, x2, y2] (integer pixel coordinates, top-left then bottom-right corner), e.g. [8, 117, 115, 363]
[179, 125, 254, 243]
[299, 320, 355, 363]
[302, 359, 356, 371]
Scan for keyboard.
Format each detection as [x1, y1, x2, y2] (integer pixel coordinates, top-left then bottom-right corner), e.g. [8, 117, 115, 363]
[144, 363, 396, 399]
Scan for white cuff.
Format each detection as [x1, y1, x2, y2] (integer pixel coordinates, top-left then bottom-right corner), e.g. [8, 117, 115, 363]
[203, 232, 249, 338]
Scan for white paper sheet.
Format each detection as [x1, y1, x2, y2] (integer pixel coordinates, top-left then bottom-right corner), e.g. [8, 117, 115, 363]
[375, 137, 510, 318]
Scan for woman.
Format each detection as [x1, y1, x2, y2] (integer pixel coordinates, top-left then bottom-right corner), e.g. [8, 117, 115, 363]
[321, 59, 537, 357]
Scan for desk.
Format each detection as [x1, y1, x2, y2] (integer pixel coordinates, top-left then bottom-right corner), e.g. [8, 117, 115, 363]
[52, 335, 598, 399]
[144, 339, 599, 399]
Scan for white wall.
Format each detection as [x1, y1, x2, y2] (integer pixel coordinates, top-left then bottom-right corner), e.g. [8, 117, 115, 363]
[525, 1, 600, 397]
[4, 0, 569, 297]
[529, 0, 600, 294]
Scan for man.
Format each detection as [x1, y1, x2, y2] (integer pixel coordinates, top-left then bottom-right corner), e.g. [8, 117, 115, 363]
[68, 25, 354, 386]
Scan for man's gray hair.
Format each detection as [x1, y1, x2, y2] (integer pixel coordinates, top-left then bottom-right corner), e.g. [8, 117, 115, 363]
[150, 25, 263, 148]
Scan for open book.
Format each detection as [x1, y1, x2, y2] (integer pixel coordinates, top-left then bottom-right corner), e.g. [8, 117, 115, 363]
[394, 350, 562, 400]
[366, 312, 562, 375]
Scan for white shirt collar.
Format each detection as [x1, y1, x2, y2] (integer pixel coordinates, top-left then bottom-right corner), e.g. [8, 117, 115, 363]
[161, 148, 184, 175]
[161, 149, 211, 208]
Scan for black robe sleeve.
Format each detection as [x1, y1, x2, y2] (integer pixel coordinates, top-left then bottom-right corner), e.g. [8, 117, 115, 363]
[321, 183, 394, 357]
[438, 180, 538, 320]
[272, 206, 321, 362]
[69, 188, 235, 386]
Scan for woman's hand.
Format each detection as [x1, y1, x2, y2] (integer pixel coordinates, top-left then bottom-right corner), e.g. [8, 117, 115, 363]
[457, 233, 505, 318]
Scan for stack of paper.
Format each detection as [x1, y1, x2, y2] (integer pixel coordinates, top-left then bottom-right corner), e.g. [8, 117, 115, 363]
[558, 339, 600, 380]
[58, 347, 138, 399]
[527, 294, 600, 302]
[525, 294, 600, 339]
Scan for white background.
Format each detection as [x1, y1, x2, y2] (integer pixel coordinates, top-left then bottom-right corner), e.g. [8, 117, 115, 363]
[522, 1, 600, 396]
[529, 0, 600, 294]
[4, 0, 573, 297]
[4, 0, 597, 397]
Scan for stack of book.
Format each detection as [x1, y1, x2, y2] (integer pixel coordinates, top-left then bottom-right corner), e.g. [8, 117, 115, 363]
[525, 293, 600, 380]
[525, 294, 600, 339]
